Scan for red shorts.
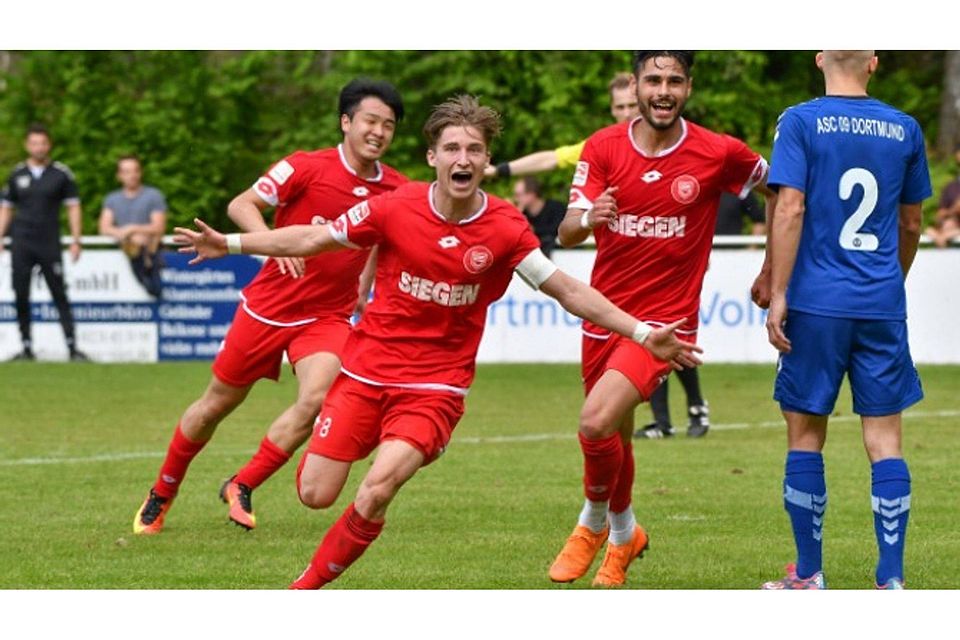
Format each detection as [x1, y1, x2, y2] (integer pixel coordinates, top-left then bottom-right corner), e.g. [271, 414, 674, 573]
[581, 331, 696, 399]
[212, 307, 351, 387]
[306, 375, 466, 464]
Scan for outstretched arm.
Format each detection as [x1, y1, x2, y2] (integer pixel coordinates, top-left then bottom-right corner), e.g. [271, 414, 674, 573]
[174, 218, 345, 266]
[537, 267, 702, 369]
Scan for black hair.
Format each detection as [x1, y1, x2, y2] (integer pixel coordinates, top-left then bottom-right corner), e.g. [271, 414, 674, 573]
[632, 51, 695, 77]
[520, 176, 544, 198]
[26, 123, 50, 139]
[339, 78, 405, 124]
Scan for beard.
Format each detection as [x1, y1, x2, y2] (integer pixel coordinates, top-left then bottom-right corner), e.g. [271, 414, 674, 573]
[640, 100, 685, 131]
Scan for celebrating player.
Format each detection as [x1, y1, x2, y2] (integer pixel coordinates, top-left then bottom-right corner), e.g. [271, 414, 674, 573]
[759, 51, 930, 590]
[133, 79, 407, 534]
[174, 95, 702, 588]
[550, 51, 776, 587]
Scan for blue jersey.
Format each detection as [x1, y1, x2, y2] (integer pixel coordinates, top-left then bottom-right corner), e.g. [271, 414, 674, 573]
[769, 96, 931, 320]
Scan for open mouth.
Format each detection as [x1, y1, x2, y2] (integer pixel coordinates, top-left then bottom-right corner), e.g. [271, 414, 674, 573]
[650, 101, 676, 117]
[451, 170, 473, 186]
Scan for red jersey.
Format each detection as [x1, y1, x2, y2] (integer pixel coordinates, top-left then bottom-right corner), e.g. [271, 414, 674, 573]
[240, 145, 407, 325]
[329, 181, 542, 394]
[569, 117, 767, 336]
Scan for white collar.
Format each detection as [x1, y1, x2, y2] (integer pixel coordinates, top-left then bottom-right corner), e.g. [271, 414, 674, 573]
[628, 116, 688, 158]
[428, 182, 488, 225]
[337, 143, 383, 182]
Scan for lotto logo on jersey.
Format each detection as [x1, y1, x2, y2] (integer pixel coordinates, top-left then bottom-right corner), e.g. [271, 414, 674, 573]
[353, 186, 370, 197]
[347, 201, 371, 226]
[398, 271, 480, 307]
[268, 160, 295, 185]
[572, 161, 590, 187]
[255, 177, 279, 205]
[463, 245, 493, 274]
[670, 175, 700, 204]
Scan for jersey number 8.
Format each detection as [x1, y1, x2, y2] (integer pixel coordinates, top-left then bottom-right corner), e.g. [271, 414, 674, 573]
[838, 167, 879, 252]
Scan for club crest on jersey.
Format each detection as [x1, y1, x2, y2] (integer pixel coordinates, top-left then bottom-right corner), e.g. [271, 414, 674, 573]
[353, 186, 370, 197]
[572, 161, 590, 187]
[268, 160, 295, 185]
[463, 245, 493, 274]
[670, 175, 700, 204]
[16, 175, 31, 189]
[347, 201, 371, 226]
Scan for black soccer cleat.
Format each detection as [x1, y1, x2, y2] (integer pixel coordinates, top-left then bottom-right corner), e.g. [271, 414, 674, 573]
[686, 403, 710, 438]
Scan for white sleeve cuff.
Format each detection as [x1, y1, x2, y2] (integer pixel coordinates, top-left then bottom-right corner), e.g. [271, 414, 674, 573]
[514, 248, 559, 291]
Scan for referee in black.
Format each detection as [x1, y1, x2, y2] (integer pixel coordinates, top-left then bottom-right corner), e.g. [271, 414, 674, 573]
[0, 124, 88, 361]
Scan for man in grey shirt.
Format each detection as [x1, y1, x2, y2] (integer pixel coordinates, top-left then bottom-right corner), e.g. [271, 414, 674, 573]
[99, 155, 167, 297]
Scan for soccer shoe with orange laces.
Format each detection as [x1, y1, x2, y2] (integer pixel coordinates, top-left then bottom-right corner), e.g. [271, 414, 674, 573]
[591, 524, 649, 587]
[133, 489, 172, 535]
[549, 525, 609, 583]
[220, 476, 256, 530]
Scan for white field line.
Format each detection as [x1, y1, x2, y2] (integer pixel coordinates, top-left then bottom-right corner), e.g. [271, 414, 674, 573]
[2, 409, 958, 468]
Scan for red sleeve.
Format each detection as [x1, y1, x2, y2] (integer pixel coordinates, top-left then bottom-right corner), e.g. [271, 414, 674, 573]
[329, 193, 389, 249]
[507, 219, 544, 270]
[567, 134, 608, 211]
[720, 136, 768, 198]
[252, 151, 309, 207]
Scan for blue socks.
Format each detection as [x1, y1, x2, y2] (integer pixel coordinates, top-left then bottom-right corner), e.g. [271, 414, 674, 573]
[783, 450, 826, 579]
[872, 458, 911, 585]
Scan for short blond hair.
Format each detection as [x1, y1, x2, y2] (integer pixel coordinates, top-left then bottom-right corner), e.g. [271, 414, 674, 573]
[423, 95, 502, 149]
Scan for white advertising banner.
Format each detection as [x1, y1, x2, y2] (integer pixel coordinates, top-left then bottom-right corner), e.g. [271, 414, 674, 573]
[2, 248, 957, 364]
[477, 248, 960, 364]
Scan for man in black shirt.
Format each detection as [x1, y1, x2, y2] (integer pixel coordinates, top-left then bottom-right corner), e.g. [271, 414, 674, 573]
[512, 176, 566, 257]
[714, 191, 766, 237]
[0, 124, 88, 361]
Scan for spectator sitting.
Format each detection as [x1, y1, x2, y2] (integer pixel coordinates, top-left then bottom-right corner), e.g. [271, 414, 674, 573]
[99, 155, 167, 297]
[926, 146, 960, 248]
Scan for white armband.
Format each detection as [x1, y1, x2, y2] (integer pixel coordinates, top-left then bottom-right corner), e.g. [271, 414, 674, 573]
[631, 321, 653, 345]
[515, 249, 559, 291]
[580, 209, 592, 229]
[226, 234, 243, 255]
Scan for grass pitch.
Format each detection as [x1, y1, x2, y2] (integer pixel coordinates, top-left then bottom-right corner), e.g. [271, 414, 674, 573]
[1, 362, 957, 589]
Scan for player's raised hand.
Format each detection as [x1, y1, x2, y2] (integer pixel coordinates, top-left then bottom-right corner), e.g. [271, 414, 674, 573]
[584, 186, 619, 229]
[644, 319, 703, 370]
[765, 294, 791, 353]
[174, 218, 228, 265]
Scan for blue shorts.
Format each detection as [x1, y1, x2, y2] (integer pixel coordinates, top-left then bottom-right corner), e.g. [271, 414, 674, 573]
[774, 310, 923, 416]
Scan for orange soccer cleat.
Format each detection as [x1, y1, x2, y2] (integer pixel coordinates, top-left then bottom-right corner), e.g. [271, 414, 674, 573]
[549, 525, 609, 583]
[592, 524, 649, 587]
[220, 477, 256, 530]
[133, 489, 172, 535]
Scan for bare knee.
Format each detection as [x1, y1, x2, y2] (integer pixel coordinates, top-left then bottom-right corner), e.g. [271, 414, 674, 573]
[355, 476, 402, 517]
[579, 404, 617, 440]
[298, 482, 340, 510]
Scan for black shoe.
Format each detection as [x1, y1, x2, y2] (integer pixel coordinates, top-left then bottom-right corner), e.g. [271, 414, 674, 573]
[686, 403, 710, 438]
[69, 349, 91, 362]
[9, 349, 35, 362]
[633, 422, 675, 439]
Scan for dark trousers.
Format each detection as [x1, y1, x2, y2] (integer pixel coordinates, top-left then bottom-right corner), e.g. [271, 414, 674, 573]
[11, 242, 76, 348]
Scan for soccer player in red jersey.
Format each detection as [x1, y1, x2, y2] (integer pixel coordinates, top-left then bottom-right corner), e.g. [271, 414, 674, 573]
[133, 79, 407, 535]
[175, 95, 703, 588]
[549, 51, 778, 586]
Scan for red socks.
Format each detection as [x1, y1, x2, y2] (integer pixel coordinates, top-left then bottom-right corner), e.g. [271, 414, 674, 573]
[579, 432, 624, 503]
[234, 436, 292, 490]
[153, 423, 208, 499]
[290, 503, 384, 589]
[610, 439, 634, 513]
